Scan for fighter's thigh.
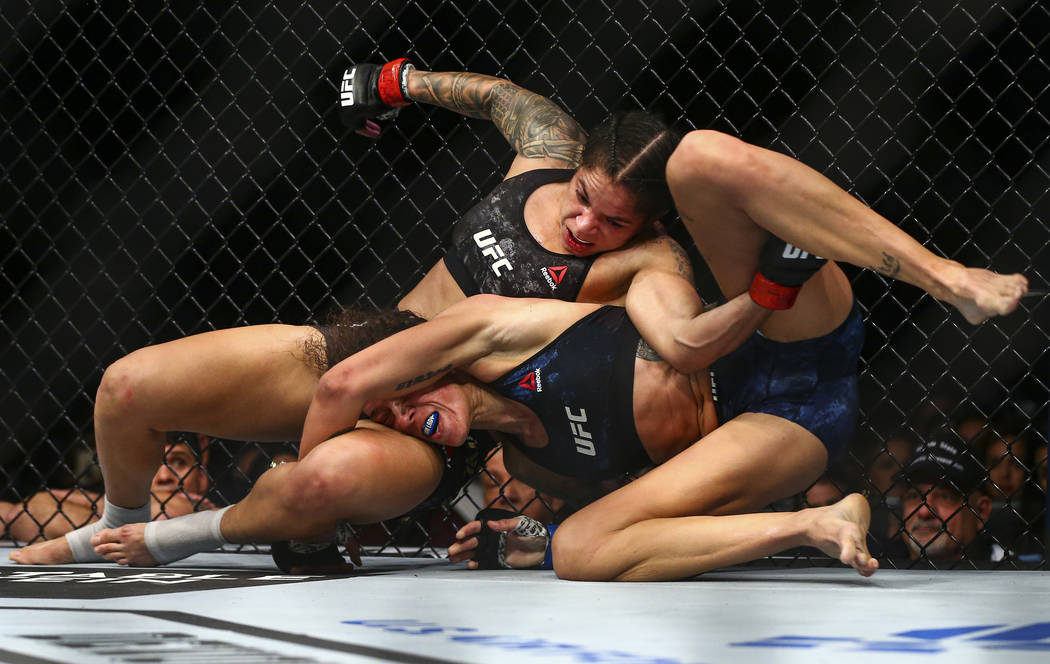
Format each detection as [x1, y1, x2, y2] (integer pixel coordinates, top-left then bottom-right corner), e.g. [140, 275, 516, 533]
[292, 426, 446, 524]
[569, 413, 828, 532]
[667, 130, 767, 297]
[98, 324, 323, 441]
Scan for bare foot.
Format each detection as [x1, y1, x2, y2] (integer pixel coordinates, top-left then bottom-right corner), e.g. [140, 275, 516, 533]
[945, 266, 1028, 324]
[92, 524, 158, 567]
[809, 493, 879, 577]
[9, 537, 75, 565]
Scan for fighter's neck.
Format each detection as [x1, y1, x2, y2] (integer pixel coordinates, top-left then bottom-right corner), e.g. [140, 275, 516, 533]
[465, 383, 548, 447]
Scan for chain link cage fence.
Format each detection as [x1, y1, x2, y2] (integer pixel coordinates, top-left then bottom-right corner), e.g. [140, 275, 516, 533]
[2, 0, 1047, 569]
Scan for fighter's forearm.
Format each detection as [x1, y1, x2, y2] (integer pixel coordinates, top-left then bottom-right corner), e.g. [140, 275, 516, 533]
[669, 294, 772, 373]
[298, 383, 364, 459]
[627, 270, 770, 374]
[405, 70, 585, 163]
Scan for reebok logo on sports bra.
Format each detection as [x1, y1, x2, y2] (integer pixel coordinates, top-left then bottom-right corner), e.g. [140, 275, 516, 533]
[541, 265, 567, 290]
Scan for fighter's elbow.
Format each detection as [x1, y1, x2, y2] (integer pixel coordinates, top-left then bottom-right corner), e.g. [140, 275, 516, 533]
[664, 330, 718, 374]
[314, 367, 356, 406]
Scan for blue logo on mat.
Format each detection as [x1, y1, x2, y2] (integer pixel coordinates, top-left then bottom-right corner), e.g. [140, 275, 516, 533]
[732, 623, 1050, 653]
[343, 619, 687, 663]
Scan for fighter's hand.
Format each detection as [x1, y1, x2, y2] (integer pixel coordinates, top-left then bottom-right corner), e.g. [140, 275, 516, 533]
[447, 519, 485, 567]
[337, 58, 414, 137]
[750, 234, 827, 310]
[449, 509, 549, 570]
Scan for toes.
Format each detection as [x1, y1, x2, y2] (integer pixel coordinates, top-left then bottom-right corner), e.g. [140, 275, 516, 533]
[93, 543, 122, 560]
[839, 537, 857, 567]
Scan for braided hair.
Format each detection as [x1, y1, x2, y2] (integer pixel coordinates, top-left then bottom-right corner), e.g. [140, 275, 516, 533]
[580, 111, 681, 221]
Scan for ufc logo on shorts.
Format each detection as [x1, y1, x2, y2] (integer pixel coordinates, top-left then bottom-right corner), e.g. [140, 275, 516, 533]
[473, 229, 513, 277]
[565, 406, 596, 457]
[340, 68, 355, 106]
[781, 243, 821, 260]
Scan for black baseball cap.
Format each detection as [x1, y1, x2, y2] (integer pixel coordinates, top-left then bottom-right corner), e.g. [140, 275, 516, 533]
[896, 429, 986, 495]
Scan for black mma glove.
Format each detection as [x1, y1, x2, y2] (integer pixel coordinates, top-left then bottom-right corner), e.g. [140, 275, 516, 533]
[471, 508, 551, 570]
[338, 58, 415, 134]
[271, 521, 361, 574]
[749, 234, 827, 310]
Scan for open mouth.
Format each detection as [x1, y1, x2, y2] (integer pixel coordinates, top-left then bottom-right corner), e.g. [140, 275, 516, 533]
[421, 411, 439, 438]
[564, 228, 593, 254]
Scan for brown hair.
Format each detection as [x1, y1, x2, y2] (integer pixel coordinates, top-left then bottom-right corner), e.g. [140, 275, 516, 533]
[304, 307, 426, 371]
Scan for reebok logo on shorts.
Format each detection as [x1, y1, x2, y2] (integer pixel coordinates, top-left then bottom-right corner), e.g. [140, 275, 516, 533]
[541, 265, 567, 290]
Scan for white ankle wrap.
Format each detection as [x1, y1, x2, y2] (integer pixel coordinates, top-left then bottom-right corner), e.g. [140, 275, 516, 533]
[144, 506, 231, 564]
[65, 498, 150, 563]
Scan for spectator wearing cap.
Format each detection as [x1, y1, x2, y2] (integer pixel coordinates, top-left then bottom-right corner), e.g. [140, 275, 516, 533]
[897, 429, 993, 562]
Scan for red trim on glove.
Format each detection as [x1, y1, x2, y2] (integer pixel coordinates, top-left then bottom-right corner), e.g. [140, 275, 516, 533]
[378, 58, 413, 107]
[750, 272, 800, 310]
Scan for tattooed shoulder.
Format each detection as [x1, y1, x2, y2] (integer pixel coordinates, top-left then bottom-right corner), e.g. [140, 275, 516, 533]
[666, 240, 694, 279]
[490, 83, 585, 165]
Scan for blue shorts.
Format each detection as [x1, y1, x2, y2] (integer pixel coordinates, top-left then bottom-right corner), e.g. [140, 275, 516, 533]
[710, 302, 863, 461]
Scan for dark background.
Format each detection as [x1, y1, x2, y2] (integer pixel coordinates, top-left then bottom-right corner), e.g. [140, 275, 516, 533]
[2, 0, 1047, 517]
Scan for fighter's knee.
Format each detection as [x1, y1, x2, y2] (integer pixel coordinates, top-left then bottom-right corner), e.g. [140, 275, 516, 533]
[550, 520, 610, 582]
[668, 130, 752, 189]
[281, 463, 354, 516]
[282, 444, 376, 518]
[95, 351, 158, 419]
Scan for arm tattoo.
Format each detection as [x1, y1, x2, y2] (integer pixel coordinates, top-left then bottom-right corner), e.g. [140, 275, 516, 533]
[490, 83, 585, 164]
[668, 241, 694, 280]
[871, 252, 901, 277]
[412, 72, 495, 119]
[395, 363, 453, 391]
[412, 72, 585, 165]
[636, 338, 665, 362]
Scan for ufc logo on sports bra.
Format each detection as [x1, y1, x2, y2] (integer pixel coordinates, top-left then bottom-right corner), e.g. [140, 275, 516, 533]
[565, 406, 596, 457]
[473, 229, 513, 277]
